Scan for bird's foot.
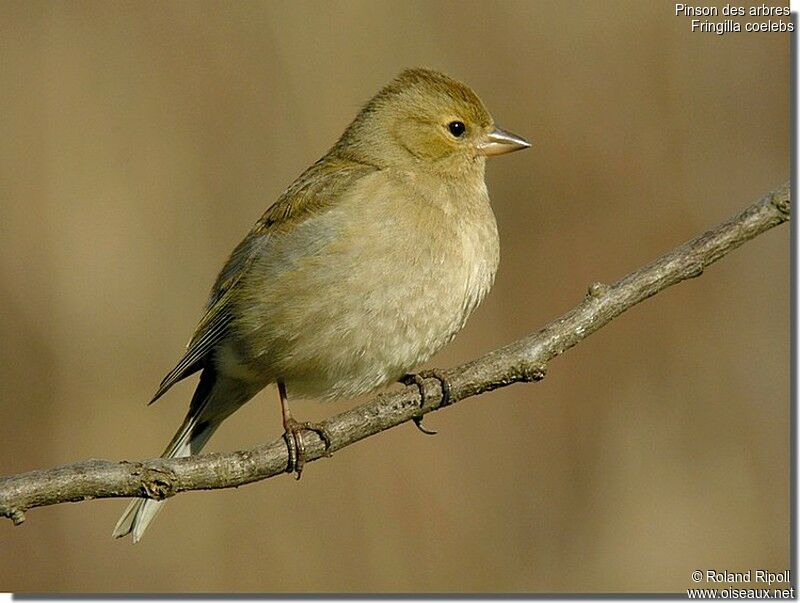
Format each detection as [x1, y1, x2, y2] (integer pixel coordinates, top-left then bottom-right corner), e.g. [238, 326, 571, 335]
[283, 418, 332, 480]
[400, 369, 452, 436]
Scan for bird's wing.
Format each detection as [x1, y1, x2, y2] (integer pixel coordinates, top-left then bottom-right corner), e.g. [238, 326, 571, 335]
[149, 157, 378, 404]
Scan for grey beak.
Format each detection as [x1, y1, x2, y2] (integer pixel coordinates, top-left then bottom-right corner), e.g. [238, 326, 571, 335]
[478, 127, 531, 156]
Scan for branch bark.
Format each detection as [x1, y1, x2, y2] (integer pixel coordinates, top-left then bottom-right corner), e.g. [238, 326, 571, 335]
[0, 182, 790, 526]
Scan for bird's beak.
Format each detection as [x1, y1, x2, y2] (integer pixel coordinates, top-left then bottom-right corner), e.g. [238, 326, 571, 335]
[478, 127, 531, 156]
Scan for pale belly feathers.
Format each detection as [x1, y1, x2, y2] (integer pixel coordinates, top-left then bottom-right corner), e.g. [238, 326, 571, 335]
[217, 169, 499, 401]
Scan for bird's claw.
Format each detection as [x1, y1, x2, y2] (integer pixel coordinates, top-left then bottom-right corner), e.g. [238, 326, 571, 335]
[400, 369, 451, 435]
[413, 416, 438, 435]
[283, 419, 332, 479]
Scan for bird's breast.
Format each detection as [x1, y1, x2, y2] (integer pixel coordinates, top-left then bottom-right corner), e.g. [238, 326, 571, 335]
[233, 170, 499, 400]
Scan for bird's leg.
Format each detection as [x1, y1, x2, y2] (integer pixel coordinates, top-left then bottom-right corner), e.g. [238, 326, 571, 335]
[278, 380, 332, 480]
[399, 369, 452, 436]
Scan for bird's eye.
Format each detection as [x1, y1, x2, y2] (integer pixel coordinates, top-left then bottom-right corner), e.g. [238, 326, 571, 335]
[447, 121, 466, 137]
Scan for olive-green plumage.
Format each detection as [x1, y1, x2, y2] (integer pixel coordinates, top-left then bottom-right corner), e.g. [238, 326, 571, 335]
[113, 67, 530, 542]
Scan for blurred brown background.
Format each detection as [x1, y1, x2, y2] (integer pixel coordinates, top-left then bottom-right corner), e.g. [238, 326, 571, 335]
[0, 0, 789, 594]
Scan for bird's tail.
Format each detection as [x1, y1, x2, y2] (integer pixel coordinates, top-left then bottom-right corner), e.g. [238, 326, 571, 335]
[112, 369, 231, 543]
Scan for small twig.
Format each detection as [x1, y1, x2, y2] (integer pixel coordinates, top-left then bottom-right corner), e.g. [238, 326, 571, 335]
[0, 182, 789, 525]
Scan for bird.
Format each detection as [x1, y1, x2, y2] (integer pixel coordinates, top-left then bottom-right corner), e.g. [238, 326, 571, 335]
[113, 67, 530, 542]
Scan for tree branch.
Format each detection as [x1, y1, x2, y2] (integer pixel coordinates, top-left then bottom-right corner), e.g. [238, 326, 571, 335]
[0, 182, 790, 526]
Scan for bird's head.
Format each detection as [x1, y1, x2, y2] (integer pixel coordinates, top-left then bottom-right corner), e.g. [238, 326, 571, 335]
[334, 68, 530, 175]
